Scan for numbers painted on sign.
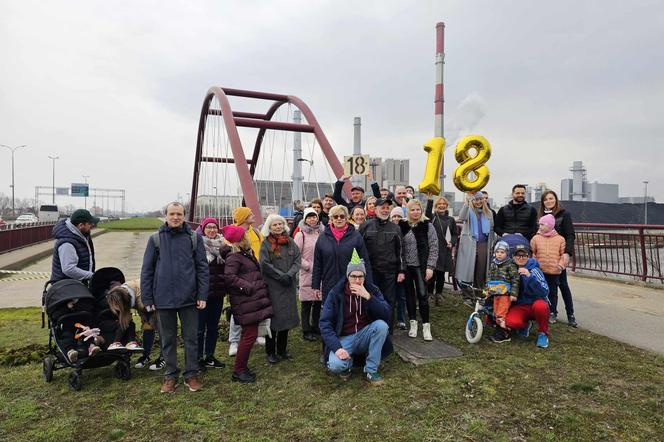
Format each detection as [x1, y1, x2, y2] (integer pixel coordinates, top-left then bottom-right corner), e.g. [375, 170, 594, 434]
[453, 135, 491, 192]
[418, 137, 445, 195]
[343, 155, 370, 176]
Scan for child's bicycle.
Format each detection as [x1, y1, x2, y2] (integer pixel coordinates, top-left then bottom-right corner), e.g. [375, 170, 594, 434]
[465, 292, 496, 344]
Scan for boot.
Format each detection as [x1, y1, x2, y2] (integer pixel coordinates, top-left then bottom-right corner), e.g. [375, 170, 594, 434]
[434, 293, 443, 306]
[408, 320, 418, 338]
[422, 323, 432, 341]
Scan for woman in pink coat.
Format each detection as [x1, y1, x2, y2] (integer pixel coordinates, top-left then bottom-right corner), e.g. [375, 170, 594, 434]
[293, 208, 323, 342]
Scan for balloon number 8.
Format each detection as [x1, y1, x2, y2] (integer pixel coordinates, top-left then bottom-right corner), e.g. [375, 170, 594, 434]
[453, 135, 492, 192]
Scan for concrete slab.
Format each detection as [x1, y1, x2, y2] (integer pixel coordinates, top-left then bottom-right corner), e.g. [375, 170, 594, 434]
[391, 330, 463, 365]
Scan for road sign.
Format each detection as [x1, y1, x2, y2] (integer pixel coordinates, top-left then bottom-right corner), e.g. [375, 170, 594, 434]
[343, 155, 370, 176]
[71, 183, 89, 197]
[56, 187, 69, 196]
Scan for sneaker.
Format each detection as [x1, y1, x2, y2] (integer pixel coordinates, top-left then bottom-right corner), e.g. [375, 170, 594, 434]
[549, 313, 558, 324]
[125, 341, 143, 351]
[231, 370, 256, 383]
[422, 323, 433, 341]
[567, 315, 578, 328]
[434, 293, 443, 306]
[408, 320, 418, 338]
[266, 354, 279, 364]
[338, 369, 352, 382]
[303, 333, 317, 342]
[256, 336, 266, 346]
[107, 342, 125, 351]
[228, 342, 238, 357]
[184, 375, 203, 392]
[277, 351, 292, 360]
[67, 349, 79, 363]
[160, 378, 178, 393]
[365, 372, 385, 386]
[463, 298, 475, 307]
[537, 332, 549, 349]
[490, 327, 511, 343]
[516, 321, 532, 338]
[204, 356, 225, 368]
[88, 344, 101, 356]
[397, 321, 407, 330]
[149, 356, 165, 371]
[134, 356, 150, 369]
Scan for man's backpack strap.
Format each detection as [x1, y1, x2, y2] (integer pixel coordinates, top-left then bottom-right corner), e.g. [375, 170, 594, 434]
[151, 231, 197, 254]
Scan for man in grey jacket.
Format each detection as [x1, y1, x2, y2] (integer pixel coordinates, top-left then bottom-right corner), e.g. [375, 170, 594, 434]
[50, 209, 99, 283]
[141, 202, 209, 393]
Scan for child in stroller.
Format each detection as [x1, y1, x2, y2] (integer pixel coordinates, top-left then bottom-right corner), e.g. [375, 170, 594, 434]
[48, 294, 102, 362]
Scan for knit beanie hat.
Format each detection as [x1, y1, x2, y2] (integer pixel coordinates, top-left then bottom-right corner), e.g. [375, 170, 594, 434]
[346, 248, 366, 277]
[494, 240, 509, 253]
[221, 225, 245, 243]
[539, 214, 555, 230]
[233, 207, 252, 225]
[303, 207, 318, 219]
[390, 207, 404, 218]
[200, 217, 219, 230]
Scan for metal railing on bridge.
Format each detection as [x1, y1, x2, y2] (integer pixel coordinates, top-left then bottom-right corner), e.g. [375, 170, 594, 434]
[0, 222, 57, 254]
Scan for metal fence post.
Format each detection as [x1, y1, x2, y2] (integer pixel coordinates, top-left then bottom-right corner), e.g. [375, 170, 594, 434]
[638, 227, 648, 281]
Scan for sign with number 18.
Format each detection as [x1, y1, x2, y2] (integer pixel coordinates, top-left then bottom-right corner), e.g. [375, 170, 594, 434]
[343, 155, 370, 176]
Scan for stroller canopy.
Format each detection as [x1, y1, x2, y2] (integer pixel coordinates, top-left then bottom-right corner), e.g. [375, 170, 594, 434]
[45, 280, 95, 316]
[89, 267, 126, 312]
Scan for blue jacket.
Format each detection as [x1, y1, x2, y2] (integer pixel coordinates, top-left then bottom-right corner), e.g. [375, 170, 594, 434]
[312, 225, 372, 300]
[140, 223, 209, 309]
[515, 258, 549, 305]
[319, 277, 393, 362]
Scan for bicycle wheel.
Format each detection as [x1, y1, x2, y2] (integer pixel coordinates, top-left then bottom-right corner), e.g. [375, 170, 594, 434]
[465, 312, 483, 344]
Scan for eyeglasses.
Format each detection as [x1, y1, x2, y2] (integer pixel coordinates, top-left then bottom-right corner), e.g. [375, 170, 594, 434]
[332, 215, 347, 220]
[514, 254, 529, 259]
[348, 274, 365, 280]
[204, 225, 219, 229]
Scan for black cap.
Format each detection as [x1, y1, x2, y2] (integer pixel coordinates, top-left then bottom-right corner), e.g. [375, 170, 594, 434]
[513, 244, 531, 255]
[375, 197, 393, 206]
[350, 186, 365, 193]
[70, 209, 100, 225]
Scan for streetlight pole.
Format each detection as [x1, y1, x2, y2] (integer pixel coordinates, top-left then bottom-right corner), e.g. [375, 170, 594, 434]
[643, 181, 649, 225]
[1, 144, 27, 216]
[83, 175, 90, 210]
[48, 156, 59, 204]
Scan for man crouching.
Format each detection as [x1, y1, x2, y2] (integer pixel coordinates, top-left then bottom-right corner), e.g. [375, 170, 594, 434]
[320, 249, 392, 385]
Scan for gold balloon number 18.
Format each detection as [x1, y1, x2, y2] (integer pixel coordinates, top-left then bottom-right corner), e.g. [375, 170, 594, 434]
[417, 134, 492, 195]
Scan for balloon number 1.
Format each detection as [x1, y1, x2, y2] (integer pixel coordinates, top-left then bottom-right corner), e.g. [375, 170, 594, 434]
[418, 137, 445, 195]
[453, 135, 492, 192]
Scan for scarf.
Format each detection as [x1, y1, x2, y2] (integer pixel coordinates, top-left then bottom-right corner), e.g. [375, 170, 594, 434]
[300, 221, 322, 235]
[268, 233, 289, 256]
[539, 227, 558, 238]
[366, 208, 376, 218]
[330, 223, 349, 242]
[468, 208, 491, 242]
[203, 234, 225, 264]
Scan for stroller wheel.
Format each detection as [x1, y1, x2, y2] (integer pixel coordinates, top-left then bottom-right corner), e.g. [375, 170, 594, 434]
[68, 371, 83, 391]
[465, 313, 484, 344]
[43, 356, 55, 383]
[115, 361, 132, 381]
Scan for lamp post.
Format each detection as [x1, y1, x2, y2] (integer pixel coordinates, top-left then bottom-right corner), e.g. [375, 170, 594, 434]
[48, 156, 59, 204]
[1, 144, 27, 216]
[643, 181, 649, 225]
[82, 175, 90, 209]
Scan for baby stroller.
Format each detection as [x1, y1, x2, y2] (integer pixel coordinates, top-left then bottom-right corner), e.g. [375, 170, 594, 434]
[41, 274, 132, 391]
[464, 234, 527, 343]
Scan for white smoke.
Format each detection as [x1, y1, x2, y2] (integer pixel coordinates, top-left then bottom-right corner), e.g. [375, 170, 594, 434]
[445, 92, 488, 145]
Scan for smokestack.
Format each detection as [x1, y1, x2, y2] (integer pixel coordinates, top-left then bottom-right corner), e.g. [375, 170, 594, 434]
[353, 117, 362, 187]
[435, 22, 445, 193]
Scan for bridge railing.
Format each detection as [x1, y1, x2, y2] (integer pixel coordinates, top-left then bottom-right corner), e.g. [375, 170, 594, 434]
[572, 223, 664, 282]
[0, 222, 57, 254]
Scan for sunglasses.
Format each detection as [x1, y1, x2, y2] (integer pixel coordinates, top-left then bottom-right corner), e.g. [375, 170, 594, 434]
[332, 215, 347, 220]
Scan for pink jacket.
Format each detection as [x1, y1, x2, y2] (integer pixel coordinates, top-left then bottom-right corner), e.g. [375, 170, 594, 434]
[294, 226, 322, 301]
[530, 232, 566, 275]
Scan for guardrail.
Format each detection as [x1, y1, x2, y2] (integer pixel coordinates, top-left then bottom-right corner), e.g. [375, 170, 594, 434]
[572, 223, 664, 282]
[0, 222, 57, 254]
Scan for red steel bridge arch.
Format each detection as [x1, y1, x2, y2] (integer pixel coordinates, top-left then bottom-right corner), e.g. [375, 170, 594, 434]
[189, 87, 350, 225]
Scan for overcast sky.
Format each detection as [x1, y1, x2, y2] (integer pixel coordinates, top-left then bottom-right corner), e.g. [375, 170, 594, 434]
[1, 0, 662, 212]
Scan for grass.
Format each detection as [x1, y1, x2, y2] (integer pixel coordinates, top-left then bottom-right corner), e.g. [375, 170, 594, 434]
[99, 218, 163, 231]
[0, 293, 662, 441]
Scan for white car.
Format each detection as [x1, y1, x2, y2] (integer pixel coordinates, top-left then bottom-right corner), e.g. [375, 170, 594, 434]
[15, 214, 39, 224]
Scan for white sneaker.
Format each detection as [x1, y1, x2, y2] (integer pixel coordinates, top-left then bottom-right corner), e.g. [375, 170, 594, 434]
[408, 320, 418, 338]
[256, 336, 266, 346]
[228, 342, 238, 357]
[422, 323, 432, 341]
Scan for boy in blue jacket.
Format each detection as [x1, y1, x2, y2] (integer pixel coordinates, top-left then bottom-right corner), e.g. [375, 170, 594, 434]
[141, 202, 209, 393]
[320, 249, 392, 385]
[504, 244, 551, 348]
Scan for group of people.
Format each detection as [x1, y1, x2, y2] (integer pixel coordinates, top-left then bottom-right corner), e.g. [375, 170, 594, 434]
[50, 178, 578, 393]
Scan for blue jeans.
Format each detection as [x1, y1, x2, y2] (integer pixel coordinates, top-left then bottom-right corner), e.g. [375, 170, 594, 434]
[327, 320, 389, 374]
[197, 297, 223, 359]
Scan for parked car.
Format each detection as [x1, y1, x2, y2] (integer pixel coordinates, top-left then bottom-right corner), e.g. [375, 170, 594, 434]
[15, 214, 39, 224]
[0, 216, 6, 226]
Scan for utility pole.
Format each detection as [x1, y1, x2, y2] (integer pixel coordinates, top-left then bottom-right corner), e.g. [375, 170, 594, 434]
[1, 144, 27, 216]
[48, 155, 59, 204]
[643, 181, 649, 225]
[83, 175, 90, 210]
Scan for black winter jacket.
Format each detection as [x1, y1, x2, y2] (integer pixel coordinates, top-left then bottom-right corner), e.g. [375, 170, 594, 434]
[359, 218, 405, 275]
[332, 180, 381, 212]
[495, 201, 538, 240]
[552, 209, 575, 256]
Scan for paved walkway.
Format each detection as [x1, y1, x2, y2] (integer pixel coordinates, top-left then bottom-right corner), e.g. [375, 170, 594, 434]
[1, 234, 662, 355]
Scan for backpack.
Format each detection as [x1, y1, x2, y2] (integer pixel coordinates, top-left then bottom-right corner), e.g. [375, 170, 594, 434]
[151, 231, 198, 264]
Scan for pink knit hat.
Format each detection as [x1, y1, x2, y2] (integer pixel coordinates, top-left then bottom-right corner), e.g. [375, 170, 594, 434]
[390, 207, 404, 218]
[200, 217, 219, 230]
[221, 225, 245, 243]
[538, 214, 555, 230]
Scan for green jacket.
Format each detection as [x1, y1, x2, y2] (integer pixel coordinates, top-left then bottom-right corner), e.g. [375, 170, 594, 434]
[487, 259, 520, 297]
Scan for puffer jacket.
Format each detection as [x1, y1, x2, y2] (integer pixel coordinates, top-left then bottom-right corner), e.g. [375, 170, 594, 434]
[359, 217, 405, 275]
[224, 250, 273, 326]
[495, 201, 538, 240]
[530, 233, 566, 275]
